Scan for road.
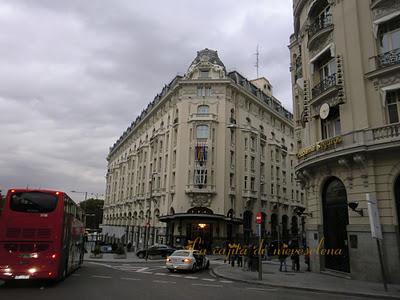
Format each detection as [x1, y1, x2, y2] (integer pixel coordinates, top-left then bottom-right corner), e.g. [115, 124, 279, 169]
[0, 261, 374, 300]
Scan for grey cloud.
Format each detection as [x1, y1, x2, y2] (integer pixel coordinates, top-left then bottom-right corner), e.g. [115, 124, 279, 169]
[0, 0, 294, 196]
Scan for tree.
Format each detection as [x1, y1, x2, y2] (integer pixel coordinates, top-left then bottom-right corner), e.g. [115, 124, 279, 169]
[79, 198, 104, 229]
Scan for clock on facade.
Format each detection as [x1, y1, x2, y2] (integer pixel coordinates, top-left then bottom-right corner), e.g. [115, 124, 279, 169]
[319, 103, 330, 120]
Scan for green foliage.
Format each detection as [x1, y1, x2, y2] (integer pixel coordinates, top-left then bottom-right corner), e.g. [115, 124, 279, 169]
[92, 244, 101, 255]
[115, 244, 126, 255]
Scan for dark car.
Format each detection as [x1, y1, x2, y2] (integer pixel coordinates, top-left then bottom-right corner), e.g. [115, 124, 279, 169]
[136, 244, 175, 258]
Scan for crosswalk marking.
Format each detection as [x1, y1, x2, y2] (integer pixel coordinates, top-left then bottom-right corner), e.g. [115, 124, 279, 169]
[92, 275, 112, 279]
[120, 277, 141, 281]
[168, 274, 182, 278]
[184, 276, 198, 279]
[153, 280, 176, 284]
[154, 273, 167, 276]
[140, 271, 153, 274]
[201, 278, 215, 281]
[219, 280, 233, 283]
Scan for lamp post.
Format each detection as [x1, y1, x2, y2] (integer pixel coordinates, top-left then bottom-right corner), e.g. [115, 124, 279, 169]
[227, 123, 263, 279]
[71, 190, 88, 202]
[145, 172, 158, 261]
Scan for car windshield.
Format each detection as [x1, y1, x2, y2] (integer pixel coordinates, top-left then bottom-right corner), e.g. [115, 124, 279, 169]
[10, 191, 58, 213]
[171, 251, 191, 257]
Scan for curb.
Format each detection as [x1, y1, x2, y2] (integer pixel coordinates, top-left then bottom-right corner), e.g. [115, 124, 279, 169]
[210, 267, 400, 300]
[84, 258, 165, 264]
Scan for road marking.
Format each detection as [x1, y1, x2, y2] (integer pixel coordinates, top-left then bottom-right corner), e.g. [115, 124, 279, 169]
[184, 276, 198, 279]
[154, 273, 167, 276]
[92, 275, 112, 279]
[168, 274, 182, 278]
[87, 262, 113, 268]
[201, 278, 215, 281]
[192, 283, 222, 288]
[72, 274, 81, 277]
[140, 271, 153, 274]
[120, 277, 141, 281]
[153, 280, 176, 284]
[219, 280, 233, 283]
[246, 287, 278, 292]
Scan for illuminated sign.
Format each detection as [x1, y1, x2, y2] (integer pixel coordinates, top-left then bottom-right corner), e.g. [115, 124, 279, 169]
[297, 136, 343, 159]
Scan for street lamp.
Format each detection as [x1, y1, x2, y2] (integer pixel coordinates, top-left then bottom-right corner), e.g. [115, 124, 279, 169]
[71, 190, 88, 201]
[145, 172, 159, 261]
[227, 123, 263, 280]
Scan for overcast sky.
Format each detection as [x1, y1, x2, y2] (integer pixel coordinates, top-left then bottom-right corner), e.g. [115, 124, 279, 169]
[0, 0, 294, 202]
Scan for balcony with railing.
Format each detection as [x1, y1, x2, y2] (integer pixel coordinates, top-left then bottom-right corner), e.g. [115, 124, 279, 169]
[376, 48, 400, 68]
[188, 113, 218, 122]
[185, 184, 216, 195]
[308, 14, 333, 44]
[367, 48, 400, 78]
[296, 122, 400, 168]
[311, 73, 337, 99]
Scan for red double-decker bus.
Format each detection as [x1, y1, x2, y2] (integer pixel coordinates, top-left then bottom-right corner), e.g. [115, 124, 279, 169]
[0, 188, 85, 281]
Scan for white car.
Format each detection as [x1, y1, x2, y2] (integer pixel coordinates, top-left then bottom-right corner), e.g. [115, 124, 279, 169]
[166, 250, 210, 272]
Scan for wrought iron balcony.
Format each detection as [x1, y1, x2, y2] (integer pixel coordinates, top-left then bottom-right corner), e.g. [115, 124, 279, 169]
[376, 48, 400, 68]
[308, 14, 333, 39]
[312, 73, 337, 99]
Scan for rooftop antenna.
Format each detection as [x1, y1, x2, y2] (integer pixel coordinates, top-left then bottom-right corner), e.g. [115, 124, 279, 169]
[254, 44, 260, 78]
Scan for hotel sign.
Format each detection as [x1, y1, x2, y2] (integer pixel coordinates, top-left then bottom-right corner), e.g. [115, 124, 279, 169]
[297, 136, 343, 159]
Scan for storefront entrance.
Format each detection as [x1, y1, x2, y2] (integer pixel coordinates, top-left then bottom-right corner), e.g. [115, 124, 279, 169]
[187, 223, 213, 250]
[322, 177, 350, 273]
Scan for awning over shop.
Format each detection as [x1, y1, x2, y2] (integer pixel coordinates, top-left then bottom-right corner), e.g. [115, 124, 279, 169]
[100, 225, 126, 239]
[158, 213, 243, 224]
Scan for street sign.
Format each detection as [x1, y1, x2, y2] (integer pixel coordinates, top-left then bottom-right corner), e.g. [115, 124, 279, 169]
[366, 193, 383, 240]
[256, 223, 261, 237]
[256, 212, 262, 224]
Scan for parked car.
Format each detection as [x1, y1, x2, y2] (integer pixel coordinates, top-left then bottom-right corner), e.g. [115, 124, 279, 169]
[136, 244, 175, 258]
[166, 250, 210, 272]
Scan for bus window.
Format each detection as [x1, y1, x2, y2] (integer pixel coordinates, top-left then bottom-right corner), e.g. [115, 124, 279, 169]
[10, 191, 57, 213]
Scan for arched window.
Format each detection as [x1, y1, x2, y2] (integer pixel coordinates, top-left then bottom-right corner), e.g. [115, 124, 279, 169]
[196, 125, 209, 139]
[197, 105, 209, 114]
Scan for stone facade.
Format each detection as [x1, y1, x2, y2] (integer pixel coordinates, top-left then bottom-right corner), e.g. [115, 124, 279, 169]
[290, 0, 400, 283]
[102, 49, 304, 251]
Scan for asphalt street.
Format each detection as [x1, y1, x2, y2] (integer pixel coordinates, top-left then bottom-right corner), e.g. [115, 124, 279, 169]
[0, 261, 377, 300]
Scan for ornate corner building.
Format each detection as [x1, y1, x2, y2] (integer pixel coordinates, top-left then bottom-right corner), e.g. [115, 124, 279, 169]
[290, 0, 400, 282]
[102, 49, 304, 251]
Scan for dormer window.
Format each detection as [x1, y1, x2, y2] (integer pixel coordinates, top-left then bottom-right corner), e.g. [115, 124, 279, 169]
[199, 70, 209, 79]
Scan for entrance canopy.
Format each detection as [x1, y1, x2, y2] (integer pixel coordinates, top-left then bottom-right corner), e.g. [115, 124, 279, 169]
[159, 212, 242, 224]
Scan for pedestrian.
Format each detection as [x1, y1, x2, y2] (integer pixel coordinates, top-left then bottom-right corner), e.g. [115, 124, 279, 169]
[304, 247, 311, 271]
[127, 241, 132, 252]
[243, 245, 249, 270]
[237, 253, 243, 267]
[278, 242, 288, 272]
[289, 240, 300, 272]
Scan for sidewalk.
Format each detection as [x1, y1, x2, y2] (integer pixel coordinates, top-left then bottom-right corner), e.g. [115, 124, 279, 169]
[84, 252, 165, 263]
[212, 259, 400, 299]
